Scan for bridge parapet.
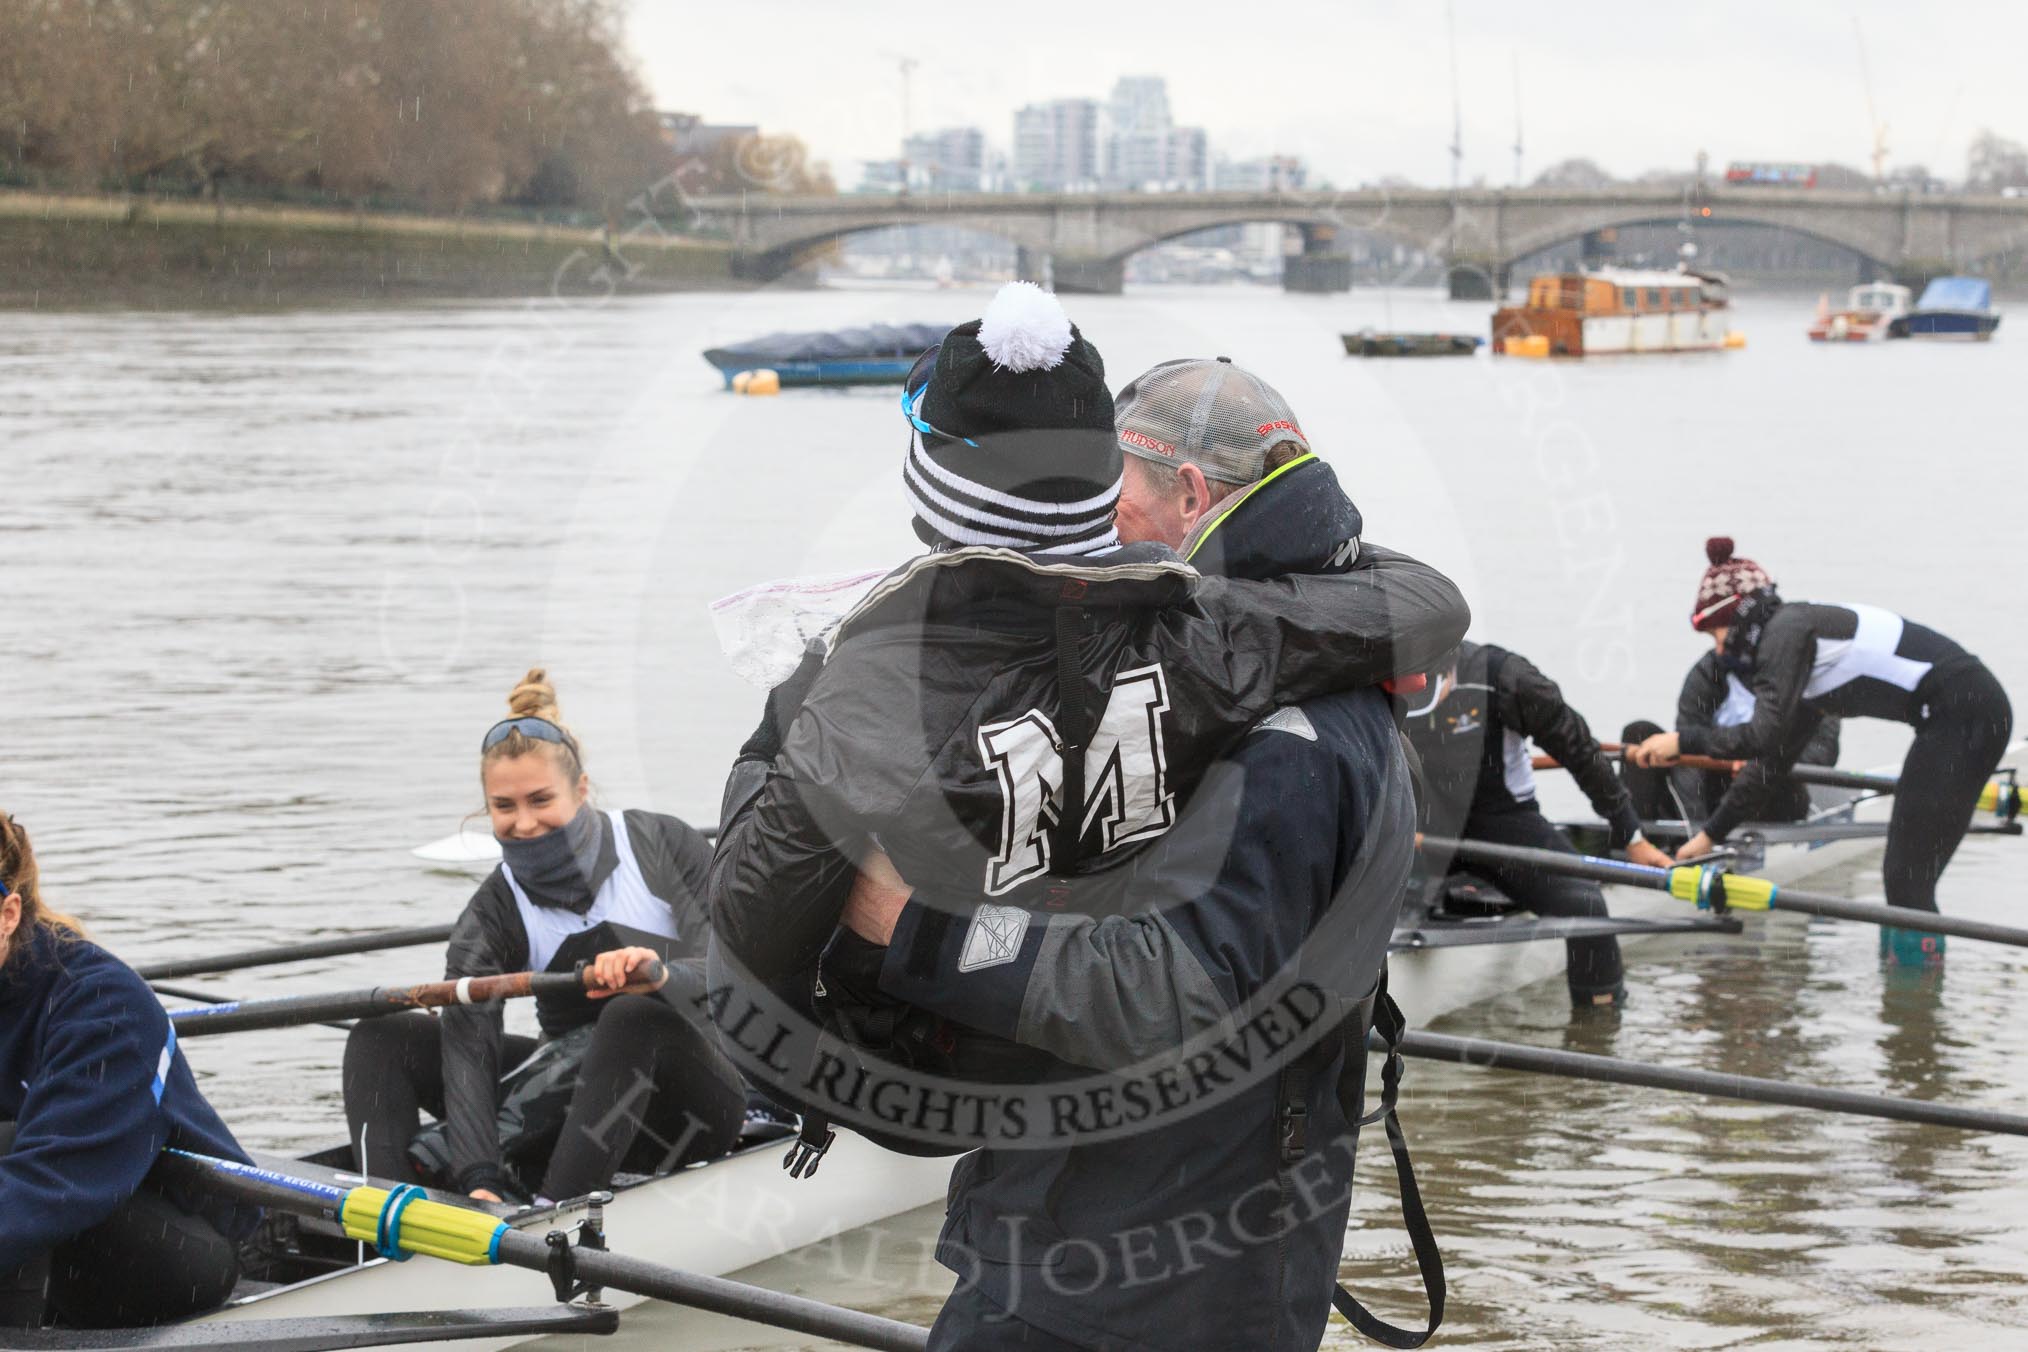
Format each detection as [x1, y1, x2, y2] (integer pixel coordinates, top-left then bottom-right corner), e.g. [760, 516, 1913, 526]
[691, 187, 2028, 293]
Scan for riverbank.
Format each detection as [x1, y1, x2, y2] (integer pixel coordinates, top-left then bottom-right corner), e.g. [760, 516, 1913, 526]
[0, 192, 751, 308]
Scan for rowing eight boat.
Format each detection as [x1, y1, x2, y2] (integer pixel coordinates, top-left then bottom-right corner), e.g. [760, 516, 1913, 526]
[183, 748, 2018, 1348]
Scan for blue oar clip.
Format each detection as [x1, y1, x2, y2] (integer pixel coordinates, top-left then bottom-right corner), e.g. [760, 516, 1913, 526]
[375, 1183, 427, 1261]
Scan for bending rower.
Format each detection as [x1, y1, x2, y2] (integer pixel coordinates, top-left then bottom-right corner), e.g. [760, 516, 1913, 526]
[1630, 541, 2013, 961]
[340, 668, 746, 1205]
[1619, 540, 1841, 826]
[1, 813, 258, 1330]
[1403, 642, 1676, 1007]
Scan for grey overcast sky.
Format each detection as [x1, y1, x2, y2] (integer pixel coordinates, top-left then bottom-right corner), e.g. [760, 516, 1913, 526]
[625, 0, 2023, 186]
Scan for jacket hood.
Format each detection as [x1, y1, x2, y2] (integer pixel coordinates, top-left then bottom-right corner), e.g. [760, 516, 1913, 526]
[1179, 457, 1364, 581]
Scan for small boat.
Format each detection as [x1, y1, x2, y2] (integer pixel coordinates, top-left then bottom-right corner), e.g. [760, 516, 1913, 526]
[1889, 276, 2002, 340]
[1341, 331, 1483, 358]
[1808, 282, 1911, 342]
[701, 323, 951, 389]
[1492, 267, 1736, 356]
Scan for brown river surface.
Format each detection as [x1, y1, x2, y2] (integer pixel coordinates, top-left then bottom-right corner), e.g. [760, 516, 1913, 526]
[5, 282, 2026, 1349]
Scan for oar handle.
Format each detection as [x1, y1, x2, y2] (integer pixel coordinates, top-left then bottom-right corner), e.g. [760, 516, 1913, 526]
[1534, 746, 1743, 774]
[171, 957, 671, 1036]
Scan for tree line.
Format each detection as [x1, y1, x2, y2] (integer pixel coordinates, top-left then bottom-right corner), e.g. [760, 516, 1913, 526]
[0, 0, 830, 215]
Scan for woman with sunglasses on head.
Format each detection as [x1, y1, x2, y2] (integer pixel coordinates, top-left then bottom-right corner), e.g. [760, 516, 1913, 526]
[2, 813, 258, 1330]
[340, 668, 745, 1205]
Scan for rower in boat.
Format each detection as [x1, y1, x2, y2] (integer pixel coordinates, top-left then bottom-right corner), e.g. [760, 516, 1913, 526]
[1630, 545, 2014, 962]
[1618, 539, 1842, 827]
[340, 668, 745, 1205]
[1, 812, 258, 1330]
[1401, 643, 1677, 1008]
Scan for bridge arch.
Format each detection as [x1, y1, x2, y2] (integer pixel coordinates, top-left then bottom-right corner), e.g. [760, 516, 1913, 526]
[1498, 206, 1899, 276]
[728, 211, 1059, 282]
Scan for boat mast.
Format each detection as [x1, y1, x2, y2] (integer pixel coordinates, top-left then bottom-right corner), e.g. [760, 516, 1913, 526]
[1446, 1, 1464, 196]
[1511, 51, 1523, 188]
[1853, 18, 1889, 184]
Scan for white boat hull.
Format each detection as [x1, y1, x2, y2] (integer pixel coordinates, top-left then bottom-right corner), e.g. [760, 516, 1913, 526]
[199, 1136, 954, 1350]
[1580, 307, 1730, 353]
[211, 748, 2022, 1348]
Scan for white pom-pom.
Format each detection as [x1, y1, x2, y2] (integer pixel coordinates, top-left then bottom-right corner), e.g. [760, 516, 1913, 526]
[978, 281, 1073, 373]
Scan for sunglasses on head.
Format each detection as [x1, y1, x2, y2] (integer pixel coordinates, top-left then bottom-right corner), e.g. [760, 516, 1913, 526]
[901, 385, 978, 448]
[481, 716, 579, 756]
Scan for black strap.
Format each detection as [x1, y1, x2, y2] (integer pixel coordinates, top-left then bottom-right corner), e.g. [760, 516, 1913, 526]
[1332, 975, 1446, 1349]
[784, 1111, 835, 1180]
[1051, 604, 1090, 873]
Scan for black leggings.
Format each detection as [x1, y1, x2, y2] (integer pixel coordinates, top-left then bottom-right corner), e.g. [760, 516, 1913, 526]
[0, 1123, 239, 1330]
[1885, 665, 2014, 913]
[341, 997, 746, 1199]
[1452, 805, 1625, 999]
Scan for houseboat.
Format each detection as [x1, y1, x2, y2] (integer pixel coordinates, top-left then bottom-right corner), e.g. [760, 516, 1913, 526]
[1492, 267, 1736, 357]
[1807, 282, 1911, 342]
[1889, 276, 2001, 340]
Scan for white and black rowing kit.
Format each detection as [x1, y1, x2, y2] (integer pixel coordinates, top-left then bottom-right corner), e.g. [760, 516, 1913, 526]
[1682, 596, 2013, 912]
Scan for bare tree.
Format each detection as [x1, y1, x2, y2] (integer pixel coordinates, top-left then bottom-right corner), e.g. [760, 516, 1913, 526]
[0, 0, 699, 212]
[1531, 158, 1616, 190]
[1967, 129, 2028, 193]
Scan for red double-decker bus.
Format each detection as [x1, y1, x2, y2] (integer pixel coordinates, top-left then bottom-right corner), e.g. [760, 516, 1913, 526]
[1724, 162, 1818, 188]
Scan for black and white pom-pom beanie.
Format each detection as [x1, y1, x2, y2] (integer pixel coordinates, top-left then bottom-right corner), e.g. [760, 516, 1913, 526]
[901, 282, 1122, 555]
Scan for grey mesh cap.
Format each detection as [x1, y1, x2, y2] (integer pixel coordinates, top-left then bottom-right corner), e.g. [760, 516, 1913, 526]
[1113, 357, 1311, 486]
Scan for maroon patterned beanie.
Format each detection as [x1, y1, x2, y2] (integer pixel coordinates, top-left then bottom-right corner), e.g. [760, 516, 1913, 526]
[1691, 536, 1772, 631]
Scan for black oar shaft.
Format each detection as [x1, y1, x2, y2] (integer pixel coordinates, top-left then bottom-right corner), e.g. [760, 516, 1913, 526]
[491, 1230, 928, 1352]
[1395, 1029, 2028, 1137]
[160, 1154, 929, 1352]
[137, 923, 456, 981]
[1420, 834, 2028, 950]
[1755, 889, 2028, 947]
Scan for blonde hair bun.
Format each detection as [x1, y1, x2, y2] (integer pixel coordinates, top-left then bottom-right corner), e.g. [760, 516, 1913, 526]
[506, 667, 562, 723]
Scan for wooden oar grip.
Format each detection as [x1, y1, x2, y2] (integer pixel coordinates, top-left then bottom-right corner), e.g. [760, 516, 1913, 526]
[564, 956, 670, 997]
[1534, 747, 1744, 773]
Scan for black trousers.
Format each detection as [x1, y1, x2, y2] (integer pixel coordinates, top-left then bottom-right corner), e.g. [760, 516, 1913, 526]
[341, 996, 745, 1199]
[1885, 664, 2014, 913]
[1617, 719, 1814, 827]
[1451, 805, 1625, 999]
[0, 1122, 239, 1330]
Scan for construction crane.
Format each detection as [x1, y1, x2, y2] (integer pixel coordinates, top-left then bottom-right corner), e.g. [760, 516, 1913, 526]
[1853, 17, 1889, 183]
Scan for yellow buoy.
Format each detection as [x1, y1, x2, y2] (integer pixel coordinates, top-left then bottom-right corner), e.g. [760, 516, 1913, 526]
[1724, 331, 1747, 349]
[1503, 334, 1551, 358]
[731, 370, 753, 394]
[745, 368, 782, 395]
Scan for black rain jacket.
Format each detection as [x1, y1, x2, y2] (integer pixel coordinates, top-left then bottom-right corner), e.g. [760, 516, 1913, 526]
[709, 532, 1468, 985]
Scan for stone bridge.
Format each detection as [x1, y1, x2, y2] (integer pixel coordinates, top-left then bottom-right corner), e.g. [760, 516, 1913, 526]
[691, 185, 2028, 296]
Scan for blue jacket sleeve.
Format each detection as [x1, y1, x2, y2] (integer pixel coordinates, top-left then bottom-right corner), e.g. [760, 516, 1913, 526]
[879, 699, 1411, 1073]
[0, 978, 180, 1269]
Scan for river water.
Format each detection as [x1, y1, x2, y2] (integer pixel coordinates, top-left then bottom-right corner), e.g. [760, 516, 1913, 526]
[5, 282, 2026, 1349]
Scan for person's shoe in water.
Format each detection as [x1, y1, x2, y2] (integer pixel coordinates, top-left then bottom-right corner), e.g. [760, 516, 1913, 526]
[1880, 925, 1945, 967]
[1572, 981, 1628, 1011]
